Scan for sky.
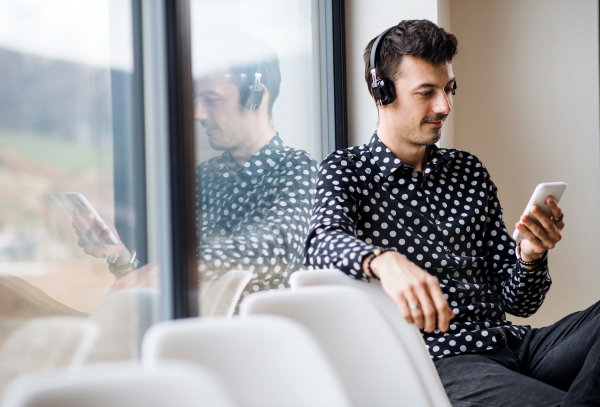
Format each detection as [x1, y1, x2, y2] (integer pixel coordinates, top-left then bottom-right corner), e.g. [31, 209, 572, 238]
[0, 0, 133, 71]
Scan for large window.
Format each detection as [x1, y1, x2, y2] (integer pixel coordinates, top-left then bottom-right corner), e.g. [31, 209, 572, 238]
[0, 0, 344, 391]
[0, 0, 156, 388]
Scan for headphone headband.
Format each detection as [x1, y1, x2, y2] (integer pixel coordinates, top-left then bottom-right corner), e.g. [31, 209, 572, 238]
[370, 26, 395, 73]
[239, 36, 265, 111]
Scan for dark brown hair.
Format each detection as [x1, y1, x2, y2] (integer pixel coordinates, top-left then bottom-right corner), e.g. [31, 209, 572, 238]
[363, 20, 458, 95]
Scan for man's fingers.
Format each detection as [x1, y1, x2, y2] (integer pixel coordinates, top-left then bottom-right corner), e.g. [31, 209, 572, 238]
[72, 213, 86, 230]
[516, 223, 546, 252]
[530, 206, 561, 242]
[412, 281, 439, 333]
[546, 197, 565, 228]
[519, 216, 554, 249]
[403, 288, 425, 330]
[426, 277, 451, 332]
[394, 296, 414, 325]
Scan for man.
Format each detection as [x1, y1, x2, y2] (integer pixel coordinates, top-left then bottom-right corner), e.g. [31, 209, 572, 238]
[305, 19, 599, 406]
[78, 33, 317, 308]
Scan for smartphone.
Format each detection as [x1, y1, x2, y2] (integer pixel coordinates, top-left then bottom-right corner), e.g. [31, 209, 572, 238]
[512, 182, 567, 243]
[63, 192, 118, 245]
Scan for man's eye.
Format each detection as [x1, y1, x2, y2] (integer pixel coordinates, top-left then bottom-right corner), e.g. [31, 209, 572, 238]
[419, 91, 433, 97]
[206, 98, 220, 105]
[445, 88, 453, 94]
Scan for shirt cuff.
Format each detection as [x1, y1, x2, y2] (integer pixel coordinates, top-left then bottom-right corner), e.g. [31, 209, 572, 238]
[338, 243, 397, 282]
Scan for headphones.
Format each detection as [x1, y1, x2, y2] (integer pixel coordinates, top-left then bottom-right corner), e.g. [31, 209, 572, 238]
[239, 71, 264, 111]
[238, 42, 265, 111]
[369, 25, 457, 107]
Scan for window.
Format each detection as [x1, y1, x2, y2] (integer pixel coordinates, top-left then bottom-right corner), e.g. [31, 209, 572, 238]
[0, 0, 346, 390]
[0, 0, 156, 387]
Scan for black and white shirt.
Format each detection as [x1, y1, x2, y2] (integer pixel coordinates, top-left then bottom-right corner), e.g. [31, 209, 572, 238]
[305, 133, 552, 360]
[197, 134, 318, 299]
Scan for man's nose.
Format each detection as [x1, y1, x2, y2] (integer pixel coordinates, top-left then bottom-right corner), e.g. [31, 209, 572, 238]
[433, 90, 452, 115]
[194, 101, 209, 121]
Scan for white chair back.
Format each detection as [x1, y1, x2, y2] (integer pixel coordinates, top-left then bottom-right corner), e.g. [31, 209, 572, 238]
[241, 286, 437, 407]
[0, 317, 99, 391]
[1, 361, 238, 407]
[200, 270, 252, 317]
[290, 269, 451, 407]
[141, 315, 352, 407]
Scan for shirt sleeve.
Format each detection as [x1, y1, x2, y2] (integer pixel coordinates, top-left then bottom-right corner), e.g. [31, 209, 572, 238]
[304, 151, 390, 282]
[198, 154, 318, 289]
[482, 169, 552, 318]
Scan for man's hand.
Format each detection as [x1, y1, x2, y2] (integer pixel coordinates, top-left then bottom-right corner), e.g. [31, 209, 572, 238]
[72, 209, 131, 267]
[365, 251, 454, 333]
[515, 197, 565, 267]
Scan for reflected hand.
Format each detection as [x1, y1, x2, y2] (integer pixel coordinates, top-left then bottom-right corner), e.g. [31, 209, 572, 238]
[72, 209, 131, 267]
[515, 197, 564, 265]
[366, 251, 455, 333]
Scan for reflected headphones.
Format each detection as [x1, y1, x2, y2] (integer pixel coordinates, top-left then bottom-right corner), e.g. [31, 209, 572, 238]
[239, 72, 263, 111]
[369, 25, 457, 107]
[238, 45, 264, 111]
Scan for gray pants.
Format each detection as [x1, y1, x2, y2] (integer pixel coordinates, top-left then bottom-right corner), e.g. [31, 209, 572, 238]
[435, 301, 600, 407]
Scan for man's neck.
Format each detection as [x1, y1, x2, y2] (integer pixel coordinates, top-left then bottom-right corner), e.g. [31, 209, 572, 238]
[376, 128, 428, 173]
[230, 125, 277, 168]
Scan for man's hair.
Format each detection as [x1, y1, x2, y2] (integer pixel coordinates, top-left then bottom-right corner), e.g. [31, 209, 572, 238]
[363, 20, 458, 96]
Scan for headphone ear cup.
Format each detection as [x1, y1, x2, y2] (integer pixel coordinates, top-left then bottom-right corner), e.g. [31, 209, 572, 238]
[239, 84, 251, 108]
[250, 85, 264, 110]
[372, 78, 396, 106]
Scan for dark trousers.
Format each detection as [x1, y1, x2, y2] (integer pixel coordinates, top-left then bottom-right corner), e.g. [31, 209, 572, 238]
[434, 300, 600, 407]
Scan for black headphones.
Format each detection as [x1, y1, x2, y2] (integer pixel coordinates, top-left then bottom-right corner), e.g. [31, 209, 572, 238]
[238, 46, 264, 111]
[239, 72, 263, 111]
[370, 25, 457, 107]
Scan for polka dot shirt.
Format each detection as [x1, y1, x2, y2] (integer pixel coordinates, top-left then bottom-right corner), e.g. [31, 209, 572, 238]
[304, 133, 552, 360]
[197, 134, 318, 302]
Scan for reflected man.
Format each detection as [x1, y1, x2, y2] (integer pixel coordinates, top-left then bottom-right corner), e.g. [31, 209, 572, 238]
[194, 34, 318, 299]
[75, 33, 318, 308]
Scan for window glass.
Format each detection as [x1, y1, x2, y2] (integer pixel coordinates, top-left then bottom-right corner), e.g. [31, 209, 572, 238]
[0, 0, 156, 389]
[190, 0, 322, 314]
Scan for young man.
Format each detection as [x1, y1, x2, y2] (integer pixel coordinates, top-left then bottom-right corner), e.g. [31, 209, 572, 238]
[305, 20, 599, 406]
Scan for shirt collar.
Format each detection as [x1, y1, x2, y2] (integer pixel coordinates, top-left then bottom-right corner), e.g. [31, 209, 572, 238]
[367, 132, 450, 177]
[212, 133, 288, 177]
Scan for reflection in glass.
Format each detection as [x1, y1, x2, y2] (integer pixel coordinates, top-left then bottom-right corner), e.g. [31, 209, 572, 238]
[0, 0, 154, 389]
[193, 32, 318, 312]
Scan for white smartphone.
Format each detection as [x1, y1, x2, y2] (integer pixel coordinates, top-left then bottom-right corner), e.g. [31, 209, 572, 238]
[512, 182, 567, 243]
[63, 192, 119, 245]
[44, 192, 94, 246]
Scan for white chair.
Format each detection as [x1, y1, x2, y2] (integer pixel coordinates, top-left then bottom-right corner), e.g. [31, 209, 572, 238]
[289, 269, 451, 407]
[1, 361, 238, 407]
[200, 270, 252, 318]
[141, 315, 352, 407]
[0, 317, 99, 391]
[241, 286, 441, 407]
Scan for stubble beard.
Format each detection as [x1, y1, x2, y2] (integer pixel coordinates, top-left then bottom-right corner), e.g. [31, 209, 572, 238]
[395, 120, 442, 148]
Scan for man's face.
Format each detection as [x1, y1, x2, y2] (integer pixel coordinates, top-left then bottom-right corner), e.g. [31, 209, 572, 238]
[385, 55, 455, 146]
[194, 73, 250, 151]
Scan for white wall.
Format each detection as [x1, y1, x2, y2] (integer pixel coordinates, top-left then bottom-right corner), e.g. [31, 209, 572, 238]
[449, 0, 600, 327]
[344, 0, 437, 147]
